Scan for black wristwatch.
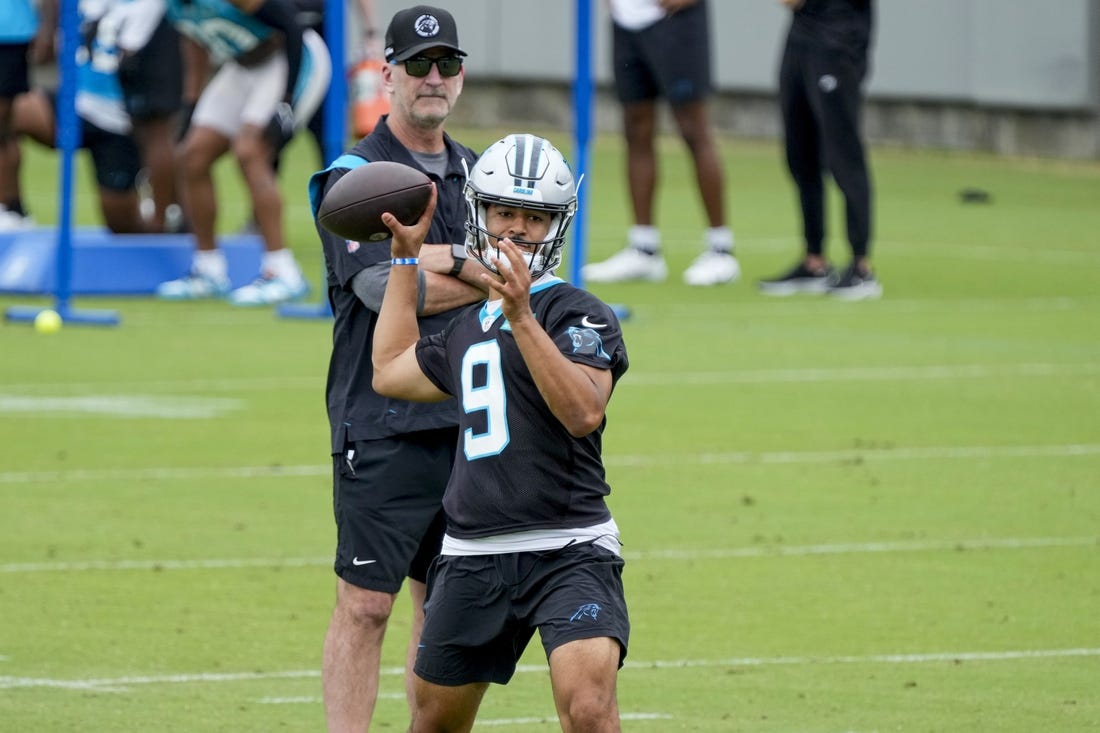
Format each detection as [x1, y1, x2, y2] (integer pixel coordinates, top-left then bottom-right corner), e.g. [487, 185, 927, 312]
[449, 244, 467, 277]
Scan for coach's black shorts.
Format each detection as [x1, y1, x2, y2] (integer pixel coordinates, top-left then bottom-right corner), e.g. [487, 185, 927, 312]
[612, 2, 711, 105]
[332, 427, 455, 593]
[117, 18, 183, 121]
[414, 542, 630, 686]
[0, 43, 32, 98]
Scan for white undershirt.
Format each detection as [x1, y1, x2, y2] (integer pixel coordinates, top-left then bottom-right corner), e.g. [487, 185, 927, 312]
[441, 518, 622, 556]
[608, 0, 666, 31]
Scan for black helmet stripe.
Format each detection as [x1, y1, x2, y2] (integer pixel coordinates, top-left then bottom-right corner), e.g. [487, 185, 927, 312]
[510, 134, 544, 189]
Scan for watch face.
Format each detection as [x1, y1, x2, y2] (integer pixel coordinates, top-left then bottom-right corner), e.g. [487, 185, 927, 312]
[452, 244, 468, 259]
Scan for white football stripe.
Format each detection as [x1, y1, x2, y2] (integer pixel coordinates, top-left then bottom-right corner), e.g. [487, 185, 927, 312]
[0, 536, 1094, 574]
[2, 648, 1097, 691]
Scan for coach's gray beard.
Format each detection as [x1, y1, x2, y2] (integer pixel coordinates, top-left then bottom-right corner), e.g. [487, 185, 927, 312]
[411, 96, 452, 129]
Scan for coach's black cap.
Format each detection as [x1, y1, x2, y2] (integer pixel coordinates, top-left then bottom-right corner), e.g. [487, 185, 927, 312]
[385, 5, 466, 62]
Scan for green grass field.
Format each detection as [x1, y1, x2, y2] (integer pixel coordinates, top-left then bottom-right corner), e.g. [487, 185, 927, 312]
[2, 128, 1099, 732]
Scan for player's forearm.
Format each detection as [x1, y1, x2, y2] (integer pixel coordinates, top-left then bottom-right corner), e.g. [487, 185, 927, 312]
[372, 265, 421, 388]
[509, 317, 608, 438]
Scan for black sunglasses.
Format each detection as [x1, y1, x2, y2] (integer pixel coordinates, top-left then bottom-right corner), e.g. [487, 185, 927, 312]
[402, 56, 463, 78]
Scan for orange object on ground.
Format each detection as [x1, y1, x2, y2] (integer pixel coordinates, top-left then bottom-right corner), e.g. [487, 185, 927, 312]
[350, 59, 390, 137]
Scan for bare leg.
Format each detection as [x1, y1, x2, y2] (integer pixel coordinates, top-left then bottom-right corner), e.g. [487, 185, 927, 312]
[0, 97, 19, 206]
[178, 125, 230, 252]
[405, 579, 428, 717]
[97, 187, 146, 233]
[408, 675, 488, 733]
[132, 115, 182, 232]
[233, 124, 284, 253]
[620, 100, 657, 227]
[549, 637, 622, 733]
[670, 100, 725, 228]
[322, 579, 394, 732]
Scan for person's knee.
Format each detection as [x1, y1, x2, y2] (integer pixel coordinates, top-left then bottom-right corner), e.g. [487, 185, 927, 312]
[231, 131, 271, 174]
[560, 687, 618, 731]
[177, 137, 213, 181]
[335, 582, 395, 631]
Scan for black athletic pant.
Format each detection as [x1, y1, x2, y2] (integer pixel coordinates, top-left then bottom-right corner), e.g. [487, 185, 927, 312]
[779, 35, 872, 260]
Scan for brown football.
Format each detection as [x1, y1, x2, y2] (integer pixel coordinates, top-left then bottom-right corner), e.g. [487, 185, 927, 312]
[317, 161, 433, 242]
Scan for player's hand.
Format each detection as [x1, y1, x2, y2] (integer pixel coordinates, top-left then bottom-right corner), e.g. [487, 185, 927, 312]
[264, 101, 296, 153]
[489, 238, 533, 322]
[383, 183, 437, 259]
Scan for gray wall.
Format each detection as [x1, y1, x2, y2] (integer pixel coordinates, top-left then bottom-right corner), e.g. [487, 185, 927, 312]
[364, 0, 1100, 157]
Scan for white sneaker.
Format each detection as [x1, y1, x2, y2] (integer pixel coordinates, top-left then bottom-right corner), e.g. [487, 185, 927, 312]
[582, 247, 668, 283]
[0, 206, 34, 232]
[228, 275, 309, 306]
[683, 250, 740, 286]
[156, 272, 231, 300]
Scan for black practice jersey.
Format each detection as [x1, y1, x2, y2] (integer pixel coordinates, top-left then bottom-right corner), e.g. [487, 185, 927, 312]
[415, 278, 629, 539]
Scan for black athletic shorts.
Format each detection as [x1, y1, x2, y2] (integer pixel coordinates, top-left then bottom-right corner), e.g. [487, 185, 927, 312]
[414, 542, 630, 686]
[612, 2, 712, 106]
[0, 43, 32, 98]
[82, 118, 142, 191]
[332, 427, 455, 593]
[117, 18, 183, 121]
[44, 91, 141, 191]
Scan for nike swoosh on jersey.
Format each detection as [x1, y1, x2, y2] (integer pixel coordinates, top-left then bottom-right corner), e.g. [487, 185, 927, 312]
[580, 316, 607, 329]
[351, 557, 376, 566]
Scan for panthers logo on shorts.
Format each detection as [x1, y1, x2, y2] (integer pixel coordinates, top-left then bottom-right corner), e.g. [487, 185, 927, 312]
[569, 602, 601, 622]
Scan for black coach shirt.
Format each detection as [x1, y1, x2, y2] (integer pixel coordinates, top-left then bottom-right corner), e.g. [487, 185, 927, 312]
[309, 115, 479, 453]
[415, 278, 629, 539]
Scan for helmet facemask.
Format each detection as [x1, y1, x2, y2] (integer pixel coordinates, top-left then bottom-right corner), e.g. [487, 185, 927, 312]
[463, 134, 578, 278]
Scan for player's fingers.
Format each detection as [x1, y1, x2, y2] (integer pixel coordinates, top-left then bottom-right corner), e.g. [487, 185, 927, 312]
[419, 183, 438, 225]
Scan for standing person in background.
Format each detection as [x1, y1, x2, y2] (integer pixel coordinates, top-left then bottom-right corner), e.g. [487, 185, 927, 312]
[583, 0, 739, 287]
[293, 0, 383, 164]
[372, 133, 631, 733]
[6, 0, 157, 234]
[306, 7, 488, 731]
[154, 0, 331, 307]
[0, 0, 55, 230]
[759, 0, 881, 300]
[114, 0, 188, 233]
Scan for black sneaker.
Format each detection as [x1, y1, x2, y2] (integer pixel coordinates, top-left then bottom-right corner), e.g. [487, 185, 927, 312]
[758, 261, 834, 296]
[827, 262, 883, 300]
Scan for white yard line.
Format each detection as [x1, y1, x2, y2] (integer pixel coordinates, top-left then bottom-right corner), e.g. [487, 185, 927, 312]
[0, 536, 1094, 574]
[2, 648, 1097, 692]
[2, 442, 1098, 486]
[621, 362, 1100, 386]
[4, 356, 1098, 395]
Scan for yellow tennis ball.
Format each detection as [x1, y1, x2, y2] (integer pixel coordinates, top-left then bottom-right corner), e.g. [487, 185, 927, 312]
[34, 309, 62, 334]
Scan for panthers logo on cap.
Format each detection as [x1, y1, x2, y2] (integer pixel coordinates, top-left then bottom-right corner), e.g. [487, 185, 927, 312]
[414, 14, 441, 38]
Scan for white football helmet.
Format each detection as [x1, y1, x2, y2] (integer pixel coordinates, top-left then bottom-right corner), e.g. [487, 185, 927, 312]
[464, 134, 578, 277]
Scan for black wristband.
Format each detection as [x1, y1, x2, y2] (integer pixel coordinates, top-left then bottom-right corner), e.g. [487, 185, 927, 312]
[449, 244, 467, 277]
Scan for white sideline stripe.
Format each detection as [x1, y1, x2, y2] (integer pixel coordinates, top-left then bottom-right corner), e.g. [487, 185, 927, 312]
[0, 395, 243, 419]
[3, 648, 1097, 692]
[615, 296, 1097, 316]
[622, 362, 1100, 386]
[478, 713, 672, 726]
[1, 536, 1094, 574]
[257, 692, 404, 704]
[3, 442, 1098, 486]
[4, 359, 1097, 395]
